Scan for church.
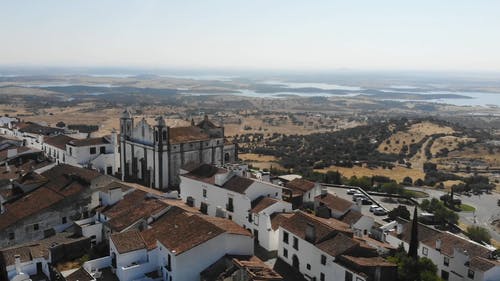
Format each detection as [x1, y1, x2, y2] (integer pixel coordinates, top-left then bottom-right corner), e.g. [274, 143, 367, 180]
[119, 110, 237, 190]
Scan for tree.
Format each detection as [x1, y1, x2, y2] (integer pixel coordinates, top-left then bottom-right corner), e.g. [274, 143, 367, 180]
[420, 198, 458, 226]
[408, 207, 419, 260]
[388, 246, 441, 281]
[402, 176, 413, 186]
[466, 226, 491, 244]
[388, 205, 411, 221]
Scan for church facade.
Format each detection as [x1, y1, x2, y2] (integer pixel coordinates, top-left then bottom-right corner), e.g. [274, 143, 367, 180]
[119, 111, 237, 190]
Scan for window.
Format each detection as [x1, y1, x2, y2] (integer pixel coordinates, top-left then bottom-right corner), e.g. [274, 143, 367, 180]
[443, 256, 449, 266]
[228, 215, 232, 220]
[100, 146, 105, 153]
[8, 232, 14, 240]
[283, 248, 288, 258]
[283, 231, 289, 244]
[62, 217, 67, 224]
[34, 223, 39, 231]
[468, 270, 474, 279]
[293, 237, 299, 250]
[162, 131, 167, 141]
[321, 255, 326, 265]
[203, 189, 207, 198]
[320, 273, 325, 281]
[90, 147, 96, 154]
[306, 264, 311, 270]
[345, 271, 353, 281]
[422, 247, 428, 256]
[69, 147, 72, 156]
[200, 202, 208, 215]
[441, 270, 449, 281]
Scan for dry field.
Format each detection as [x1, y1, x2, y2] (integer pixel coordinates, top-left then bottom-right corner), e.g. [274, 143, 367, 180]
[378, 121, 455, 154]
[430, 136, 475, 155]
[314, 165, 426, 183]
[238, 153, 284, 170]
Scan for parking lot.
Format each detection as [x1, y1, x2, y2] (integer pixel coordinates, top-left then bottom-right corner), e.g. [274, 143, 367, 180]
[326, 186, 399, 225]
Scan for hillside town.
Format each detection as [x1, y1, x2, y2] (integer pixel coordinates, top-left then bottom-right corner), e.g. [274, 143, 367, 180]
[0, 112, 498, 281]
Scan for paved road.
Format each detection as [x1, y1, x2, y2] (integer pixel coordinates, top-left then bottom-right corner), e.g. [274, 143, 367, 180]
[406, 187, 500, 242]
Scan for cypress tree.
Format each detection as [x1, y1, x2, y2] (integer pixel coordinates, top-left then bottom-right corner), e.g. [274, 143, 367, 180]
[408, 206, 419, 260]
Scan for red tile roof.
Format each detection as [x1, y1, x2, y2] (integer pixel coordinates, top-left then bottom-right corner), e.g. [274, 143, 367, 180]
[315, 193, 353, 214]
[169, 126, 210, 144]
[251, 197, 279, 214]
[111, 230, 146, 254]
[140, 207, 250, 255]
[68, 137, 110, 147]
[285, 178, 316, 194]
[340, 255, 396, 267]
[44, 135, 75, 150]
[270, 213, 294, 231]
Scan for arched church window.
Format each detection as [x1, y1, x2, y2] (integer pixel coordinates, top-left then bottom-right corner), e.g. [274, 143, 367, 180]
[162, 130, 167, 141]
[155, 131, 159, 142]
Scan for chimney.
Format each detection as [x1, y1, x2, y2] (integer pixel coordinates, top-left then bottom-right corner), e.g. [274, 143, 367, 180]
[214, 172, 232, 186]
[321, 188, 328, 197]
[436, 239, 442, 251]
[14, 254, 21, 274]
[396, 223, 404, 235]
[305, 223, 316, 243]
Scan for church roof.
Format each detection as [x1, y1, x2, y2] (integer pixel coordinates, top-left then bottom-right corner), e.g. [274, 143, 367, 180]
[169, 126, 211, 144]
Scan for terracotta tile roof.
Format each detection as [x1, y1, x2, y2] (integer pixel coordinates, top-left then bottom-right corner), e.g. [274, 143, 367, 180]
[285, 178, 316, 194]
[107, 198, 168, 232]
[111, 230, 146, 254]
[44, 135, 75, 150]
[183, 164, 227, 185]
[221, 175, 254, 194]
[470, 256, 500, 272]
[251, 197, 279, 214]
[281, 211, 352, 244]
[315, 193, 353, 214]
[270, 213, 294, 231]
[102, 190, 149, 218]
[141, 208, 223, 254]
[316, 233, 359, 257]
[0, 232, 88, 266]
[141, 207, 250, 255]
[99, 181, 133, 193]
[340, 210, 364, 225]
[17, 122, 64, 135]
[0, 187, 64, 230]
[201, 215, 252, 237]
[68, 137, 110, 147]
[169, 126, 210, 144]
[41, 164, 102, 184]
[340, 255, 396, 267]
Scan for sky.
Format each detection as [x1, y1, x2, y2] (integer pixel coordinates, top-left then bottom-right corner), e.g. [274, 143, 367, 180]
[1, 0, 500, 72]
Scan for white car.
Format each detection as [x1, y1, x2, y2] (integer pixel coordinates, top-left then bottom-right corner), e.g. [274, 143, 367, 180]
[369, 205, 379, 212]
[347, 189, 357, 195]
[373, 207, 387, 216]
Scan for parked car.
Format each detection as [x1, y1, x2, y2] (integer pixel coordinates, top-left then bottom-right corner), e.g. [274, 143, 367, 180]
[373, 207, 387, 216]
[369, 205, 379, 212]
[347, 189, 357, 195]
[361, 198, 372, 205]
[352, 193, 366, 201]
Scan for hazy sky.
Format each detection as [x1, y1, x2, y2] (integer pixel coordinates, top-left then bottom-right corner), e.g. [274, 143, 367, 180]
[1, 0, 500, 71]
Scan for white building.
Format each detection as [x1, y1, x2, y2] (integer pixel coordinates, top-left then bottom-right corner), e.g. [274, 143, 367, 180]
[278, 211, 397, 281]
[84, 206, 253, 281]
[314, 192, 374, 237]
[43, 133, 119, 175]
[119, 111, 237, 190]
[283, 178, 322, 208]
[384, 219, 500, 281]
[179, 164, 291, 251]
